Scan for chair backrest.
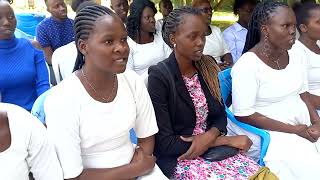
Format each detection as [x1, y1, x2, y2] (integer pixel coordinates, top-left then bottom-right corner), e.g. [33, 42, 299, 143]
[218, 68, 232, 104]
[31, 90, 51, 124]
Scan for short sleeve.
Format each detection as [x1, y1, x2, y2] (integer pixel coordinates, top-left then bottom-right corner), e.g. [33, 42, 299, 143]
[45, 86, 83, 179]
[231, 53, 259, 117]
[36, 23, 51, 48]
[26, 112, 64, 180]
[126, 71, 159, 138]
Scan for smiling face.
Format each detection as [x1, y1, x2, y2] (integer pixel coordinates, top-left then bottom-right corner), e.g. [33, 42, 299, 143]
[0, 1, 16, 40]
[171, 14, 207, 62]
[110, 0, 129, 23]
[46, 0, 68, 20]
[263, 6, 296, 51]
[79, 15, 130, 74]
[140, 7, 156, 33]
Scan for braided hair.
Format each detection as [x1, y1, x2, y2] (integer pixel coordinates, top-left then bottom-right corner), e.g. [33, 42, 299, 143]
[292, 2, 320, 33]
[73, 5, 116, 71]
[233, 0, 258, 15]
[242, 1, 288, 54]
[163, 6, 222, 103]
[126, 0, 157, 42]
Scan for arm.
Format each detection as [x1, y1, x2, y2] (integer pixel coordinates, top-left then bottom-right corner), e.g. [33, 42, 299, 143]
[137, 136, 155, 155]
[42, 46, 54, 65]
[34, 49, 50, 96]
[36, 24, 53, 65]
[308, 93, 320, 110]
[300, 92, 320, 124]
[147, 66, 191, 156]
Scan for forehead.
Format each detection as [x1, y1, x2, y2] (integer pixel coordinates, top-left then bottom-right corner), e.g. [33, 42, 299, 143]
[161, 1, 172, 6]
[268, 6, 296, 24]
[111, 0, 127, 5]
[142, 7, 155, 15]
[0, 2, 13, 15]
[177, 14, 206, 32]
[47, 0, 65, 6]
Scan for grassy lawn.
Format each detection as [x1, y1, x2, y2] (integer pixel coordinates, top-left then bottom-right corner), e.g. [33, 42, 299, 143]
[212, 11, 237, 31]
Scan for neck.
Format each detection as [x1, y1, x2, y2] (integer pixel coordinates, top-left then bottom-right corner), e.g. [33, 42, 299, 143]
[174, 51, 197, 78]
[299, 34, 319, 49]
[136, 31, 153, 44]
[82, 63, 115, 91]
[237, 19, 248, 29]
[257, 41, 283, 59]
[51, 16, 66, 22]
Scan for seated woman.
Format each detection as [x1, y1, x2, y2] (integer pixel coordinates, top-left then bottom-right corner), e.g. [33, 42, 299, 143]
[44, 5, 167, 180]
[223, 0, 257, 63]
[148, 6, 260, 179]
[0, 0, 50, 111]
[291, 2, 320, 115]
[126, 0, 171, 84]
[231, 1, 320, 179]
[0, 103, 63, 180]
[192, 0, 233, 70]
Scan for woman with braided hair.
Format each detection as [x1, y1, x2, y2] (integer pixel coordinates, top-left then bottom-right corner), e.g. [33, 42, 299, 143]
[148, 6, 260, 179]
[231, 1, 320, 179]
[126, 0, 171, 84]
[45, 4, 167, 180]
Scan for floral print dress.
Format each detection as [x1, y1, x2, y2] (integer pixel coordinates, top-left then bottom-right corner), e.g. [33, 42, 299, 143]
[174, 74, 260, 180]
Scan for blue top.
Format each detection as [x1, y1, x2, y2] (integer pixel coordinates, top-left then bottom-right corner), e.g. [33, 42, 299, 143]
[36, 17, 74, 51]
[0, 36, 50, 111]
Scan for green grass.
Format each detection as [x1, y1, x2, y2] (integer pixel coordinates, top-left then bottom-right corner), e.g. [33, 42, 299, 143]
[212, 11, 237, 31]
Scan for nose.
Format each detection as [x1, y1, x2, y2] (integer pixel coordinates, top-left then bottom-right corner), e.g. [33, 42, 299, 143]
[114, 41, 129, 54]
[150, 16, 155, 23]
[196, 36, 205, 47]
[289, 25, 296, 36]
[2, 17, 10, 26]
[59, 5, 66, 12]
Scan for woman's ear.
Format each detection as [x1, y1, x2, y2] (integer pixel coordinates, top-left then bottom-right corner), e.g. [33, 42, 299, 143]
[261, 25, 269, 38]
[299, 24, 308, 33]
[77, 39, 88, 56]
[169, 34, 176, 47]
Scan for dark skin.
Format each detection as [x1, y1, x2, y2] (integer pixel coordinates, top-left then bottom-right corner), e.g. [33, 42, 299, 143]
[68, 15, 155, 180]
[135, 7, 155, 44]
[169, 14, 252, 161]
[0, 1, 16, 40]
[110, 0, 129, 23]
[43, 0, 68, 65]
[298, 8, 320, 112]
[236, 7, 320, 143]
[0, 111, 11, 153]
[159, 0, 173, 18]
[237, 3, 256, 29]
[193, 1, 233, 70]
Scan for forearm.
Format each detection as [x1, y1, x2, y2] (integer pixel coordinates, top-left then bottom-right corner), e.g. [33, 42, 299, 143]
[236, 113, 297, 134]
[309, 93, 320, 109]
[301, 93, 320, 124]
[67, 163, 141, 180]
[221, 53, 233, 66]
[137, 136, 155, 155]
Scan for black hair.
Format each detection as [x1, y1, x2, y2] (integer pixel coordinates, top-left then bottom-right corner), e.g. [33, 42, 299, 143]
[242, 1, 288, 54]
[159, 0, 172, 8]
[75, 0, 96, 13]
[71, 0, 91, 12]
[292, 2, 320, 33]
[73, 5, 116, 71]
[233, 0, 258, 15]
[126, 0, 157, 41]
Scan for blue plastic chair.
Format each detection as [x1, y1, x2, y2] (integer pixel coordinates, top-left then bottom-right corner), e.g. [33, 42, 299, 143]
[218, 68, 270, 166]
[15, 13, 45, 37]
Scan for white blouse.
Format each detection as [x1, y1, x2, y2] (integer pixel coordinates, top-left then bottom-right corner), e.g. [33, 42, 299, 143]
[203, 25, 231, 63]
[45, 70, 159, 179]
[0, 103, 63, 180]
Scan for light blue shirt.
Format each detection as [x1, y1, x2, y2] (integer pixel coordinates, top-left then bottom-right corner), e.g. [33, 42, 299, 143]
[223, 22, 247, 63]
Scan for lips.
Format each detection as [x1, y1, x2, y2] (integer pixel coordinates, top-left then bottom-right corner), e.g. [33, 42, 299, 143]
[115, 58, 127, 65]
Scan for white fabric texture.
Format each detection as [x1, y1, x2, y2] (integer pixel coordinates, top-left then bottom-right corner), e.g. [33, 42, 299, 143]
[51, 41, 77, 83]
[231, 51, 320, 180]
[45, 70, 163, 179]
[0, 103, 63, 180]
[222, 22, 247, 63]
[127, 34, 172, 84]
[203, 25, 230, 63]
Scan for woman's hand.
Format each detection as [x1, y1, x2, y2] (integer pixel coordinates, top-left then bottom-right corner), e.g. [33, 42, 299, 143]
[307, 123, 320, 141]
[227, 135, 252, 152]
[131, 147, 156, 176]
[178, 130, 219, 160]
[294, 124, 317, 142]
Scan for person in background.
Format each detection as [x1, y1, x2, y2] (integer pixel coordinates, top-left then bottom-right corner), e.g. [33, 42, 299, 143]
[110, 0, 129, 23]
[156, 0, 173, 32]
[51, 0, 97, 83]
[0, 0, 49, 111]
[71, 0, 90, 12]
[36, 0, 74, 85]
[223, 0, 258, 63]
[291, 2, 320, 115]
[231, 1, 320, 179]
[148, 6, 260, 179]
[45, 5, 167, 179]
[192, 0, 233, 70]
[0, 103, 63, 180]
[126, 0, 171, 84]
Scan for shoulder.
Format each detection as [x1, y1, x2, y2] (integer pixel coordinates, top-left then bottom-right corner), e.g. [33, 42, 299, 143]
[223, 24, 236, 35]
[37, 17, 52, 29]
[210, 25, 222, 34]
[232, 52, 260, 73]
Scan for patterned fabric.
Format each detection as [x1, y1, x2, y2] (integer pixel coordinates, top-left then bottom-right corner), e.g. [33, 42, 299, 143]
[174, 74, 259, 180]
[36, 17, 74, 51]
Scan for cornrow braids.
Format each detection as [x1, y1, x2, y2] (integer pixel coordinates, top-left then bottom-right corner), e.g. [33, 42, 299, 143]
[126, 0, 157, 42]
[73, 5, 116, 71]
[163, 6, 221, 102]
[293, 2, 320, 34]
[242, 1, 288, 54]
